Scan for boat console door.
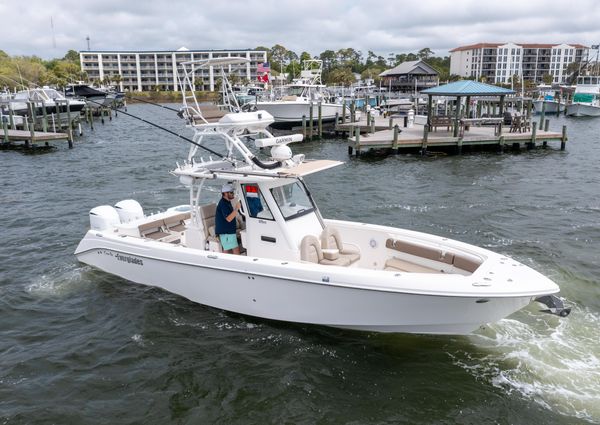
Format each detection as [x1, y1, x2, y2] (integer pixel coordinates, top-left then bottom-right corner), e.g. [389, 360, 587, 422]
[240, 180, 322, 261]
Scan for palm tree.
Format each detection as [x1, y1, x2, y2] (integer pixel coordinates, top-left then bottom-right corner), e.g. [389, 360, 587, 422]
[112, 74, 123, 90]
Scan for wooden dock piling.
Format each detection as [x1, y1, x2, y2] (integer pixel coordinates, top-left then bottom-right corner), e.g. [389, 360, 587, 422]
[309, 103, 314, 140]
[540, 102, 546, 129]
[529, 122, 537, 149]
[41, 101, 48, 132]
[2, 120, 8, 144]
[302, 115, 307, 139]
[318, 102, 322, 138]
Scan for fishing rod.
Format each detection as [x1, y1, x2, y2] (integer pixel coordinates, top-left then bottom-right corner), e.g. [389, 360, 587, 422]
[84, 99, 282, 169]
[123, 95, 180, 112]
[84, 98, 227, 159]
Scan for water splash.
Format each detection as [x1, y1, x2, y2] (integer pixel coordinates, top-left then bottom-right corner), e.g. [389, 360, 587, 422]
[452, 305, 600, 423]
[25, 263, 93, 298]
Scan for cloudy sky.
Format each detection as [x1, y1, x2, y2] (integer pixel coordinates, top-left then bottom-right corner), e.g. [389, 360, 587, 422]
[1, 0, 599, 60]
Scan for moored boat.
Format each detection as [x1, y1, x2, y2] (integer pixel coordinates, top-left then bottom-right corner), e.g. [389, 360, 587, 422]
[532, 85, 566, 114]
[566, 75, 600, 117]
[65, 84, 117, 108]
[8, 87, 86, 116]
[255, 60, 350, 128]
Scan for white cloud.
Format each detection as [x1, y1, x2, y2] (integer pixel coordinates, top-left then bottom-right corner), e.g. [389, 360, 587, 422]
[0, 0, 598, 59]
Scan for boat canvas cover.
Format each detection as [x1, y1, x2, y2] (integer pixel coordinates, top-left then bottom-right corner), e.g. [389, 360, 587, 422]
[277, 160, 343, 177]
[573, 93, 595, 103]
[68, 85, 106, 97]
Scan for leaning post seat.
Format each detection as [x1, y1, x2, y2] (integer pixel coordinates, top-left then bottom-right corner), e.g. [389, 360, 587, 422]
[300, 235, 350, 266]
[199, 203, 219, 244]
[320, 226, 360, 264]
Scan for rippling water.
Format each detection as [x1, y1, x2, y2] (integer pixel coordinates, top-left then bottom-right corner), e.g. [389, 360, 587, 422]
[1, 106, 599, 424]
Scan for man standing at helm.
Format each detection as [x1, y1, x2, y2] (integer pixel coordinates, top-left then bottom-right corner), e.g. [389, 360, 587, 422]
[215, 183, 241, 254]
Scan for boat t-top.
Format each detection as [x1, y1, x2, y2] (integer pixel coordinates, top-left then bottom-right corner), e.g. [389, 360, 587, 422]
[75, 58, 569, 335]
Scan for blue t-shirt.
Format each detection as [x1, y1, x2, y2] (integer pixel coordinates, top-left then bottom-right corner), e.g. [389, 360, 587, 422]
[215, 197, 236, 235]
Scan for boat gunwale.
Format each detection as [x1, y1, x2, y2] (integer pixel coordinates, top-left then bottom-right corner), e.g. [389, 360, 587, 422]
[75, 229, 558, 299]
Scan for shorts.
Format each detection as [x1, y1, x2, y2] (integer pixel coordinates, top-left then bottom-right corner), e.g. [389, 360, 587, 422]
[219, 234, 238, 251]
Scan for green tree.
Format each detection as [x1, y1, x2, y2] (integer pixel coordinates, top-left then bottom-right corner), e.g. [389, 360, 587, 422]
[336, 48, 362, 72]
[270, 44, 289, 73]
[63, 49, 80, 62]
[112, 73, 123, 88]
[299, 51, 312, 63]
[318, 50, 337, 71]
[366, 51, 378, 67]
[541, 73, 553, 85]
[285, 60, 301, 80]
[375, 55, 387, 68]
[361, 67, 384, 84]
[418, 48, 434, 60]
[325, 67, 355, 86]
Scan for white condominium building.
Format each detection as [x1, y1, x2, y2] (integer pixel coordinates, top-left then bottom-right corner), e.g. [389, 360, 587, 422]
[79, 47, 268, 92]
[450, 43, 589, 84]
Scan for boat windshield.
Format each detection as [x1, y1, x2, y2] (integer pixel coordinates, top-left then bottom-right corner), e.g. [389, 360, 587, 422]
[287, 86, 307, 97]
[43, 89, 63, 100]
[270, 181, 315, 221]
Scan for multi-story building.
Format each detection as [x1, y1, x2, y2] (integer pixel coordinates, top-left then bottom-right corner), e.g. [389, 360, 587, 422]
[450, 43, 589, 84]
[79, 47, 267, 92]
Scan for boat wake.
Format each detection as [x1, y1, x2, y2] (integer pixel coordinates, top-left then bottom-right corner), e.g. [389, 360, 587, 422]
[451, 304, 600, 423]
[25, 263, 93, 297]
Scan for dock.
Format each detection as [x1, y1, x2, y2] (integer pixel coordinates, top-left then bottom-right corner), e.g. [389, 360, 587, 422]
[1, 128, 72, 148]
[346, 121, 567, 156]
[335, 115, 403, 134]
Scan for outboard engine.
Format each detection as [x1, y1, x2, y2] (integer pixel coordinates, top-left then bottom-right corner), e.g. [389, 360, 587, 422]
[89, 206, 121, 231]
[114, 199, 144, 223]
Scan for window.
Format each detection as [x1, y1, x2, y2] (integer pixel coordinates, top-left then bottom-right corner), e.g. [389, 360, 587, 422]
[270, 181, 315, 221]
[242, 184, 273, 220]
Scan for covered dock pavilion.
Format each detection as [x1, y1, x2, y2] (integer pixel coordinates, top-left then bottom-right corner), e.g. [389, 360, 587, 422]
[345, 80, 568, 156]
[421, 80, 515, 137]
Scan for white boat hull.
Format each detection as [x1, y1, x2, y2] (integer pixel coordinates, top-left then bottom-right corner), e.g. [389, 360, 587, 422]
[255, 101, 345, 125]
[75, 225, 553, 335]
[532, 100, 565, 114]
[566, 103, 600, 117]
